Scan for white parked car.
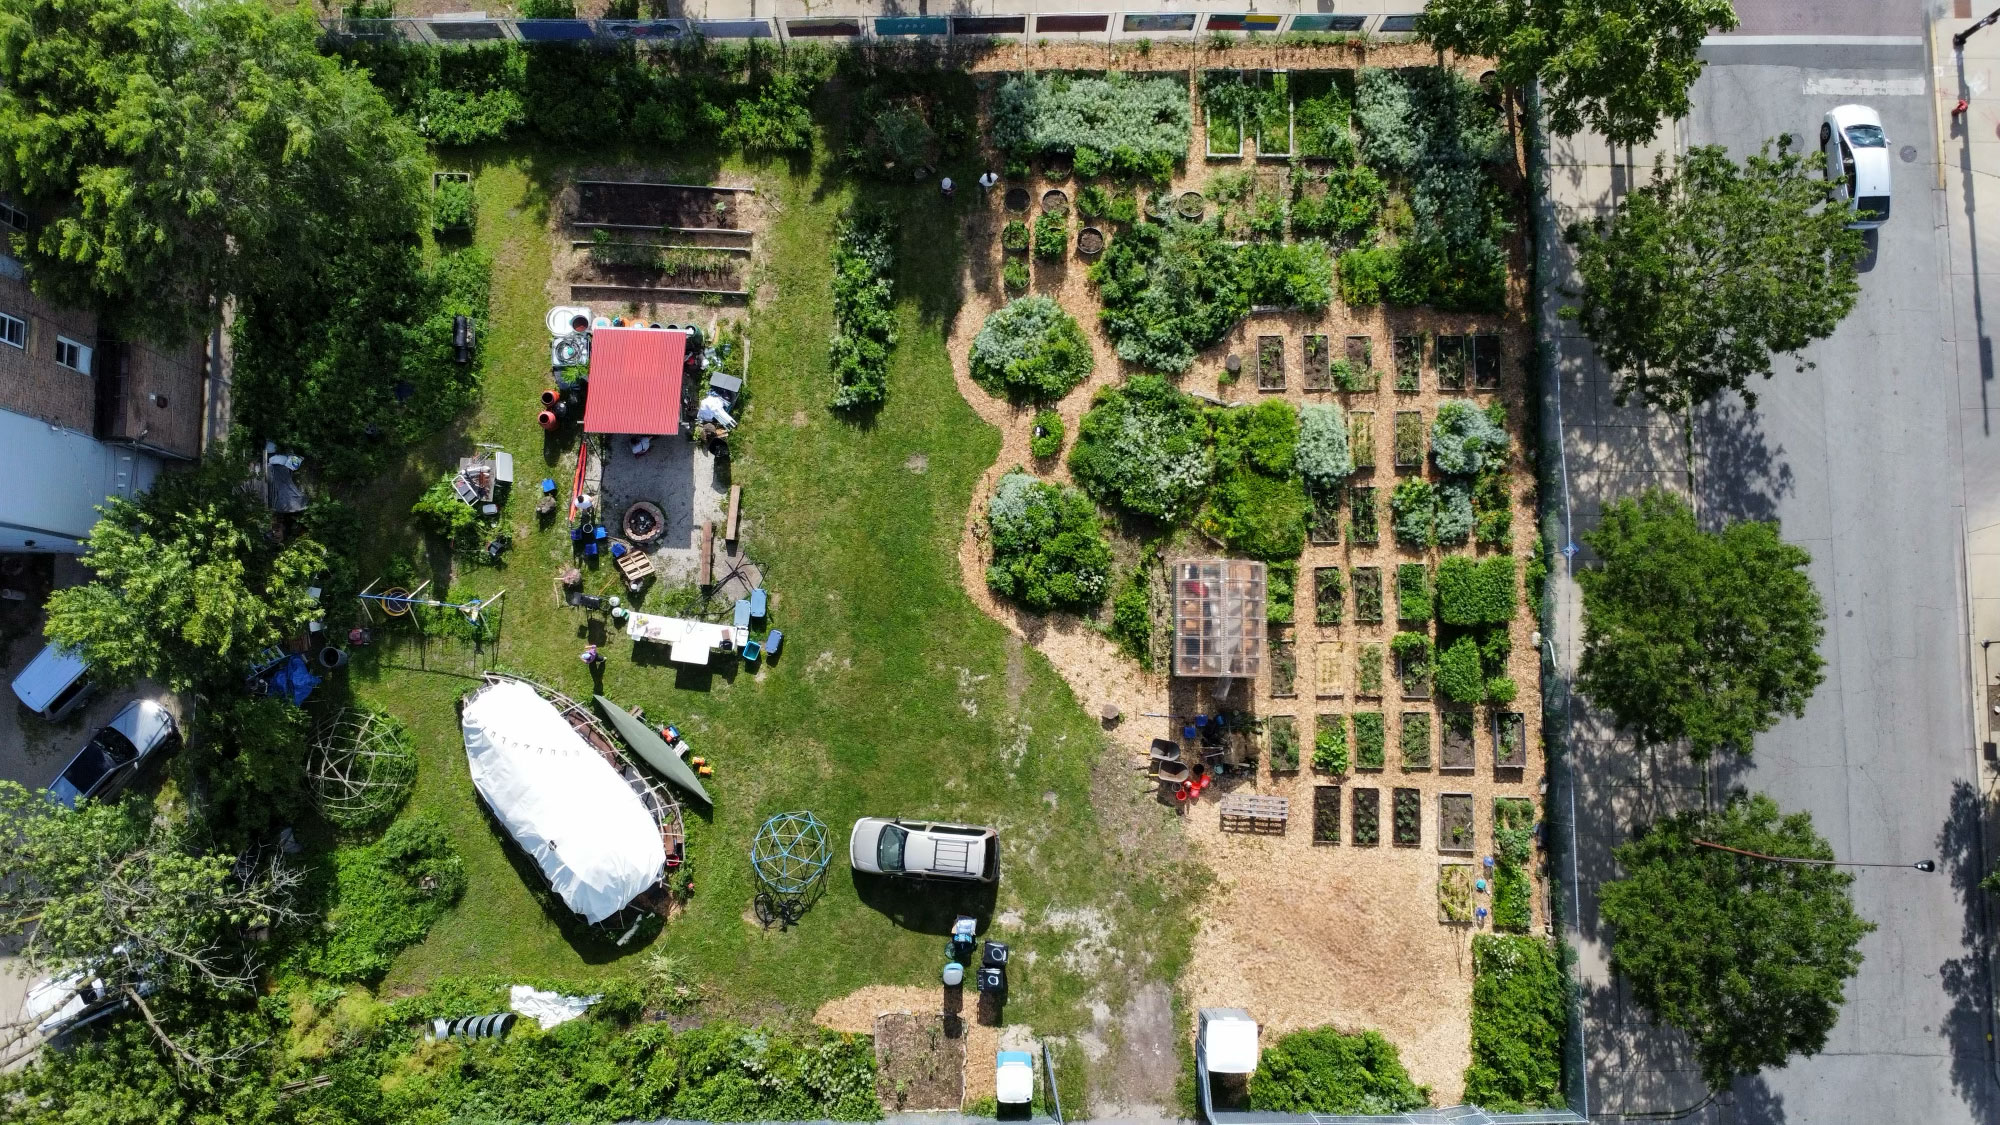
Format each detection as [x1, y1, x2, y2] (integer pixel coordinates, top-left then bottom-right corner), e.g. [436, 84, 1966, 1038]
[47, 700, 176, 809]
[21, 948, 154, 1039]
[849, 817, 998, 882]
[1820, 104, 1892, 229]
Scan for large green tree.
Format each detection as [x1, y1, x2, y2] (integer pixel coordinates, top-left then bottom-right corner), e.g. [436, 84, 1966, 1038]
[1417, 0, 1738, 146]
[1600, 793, 1872, 1089]
[1563, 140, 1865, 415]
[0, 783, 299, 1069]
[0, 0, 426, 343]
[1576, 489, 1824, 759]
[44, 458, 327, 694]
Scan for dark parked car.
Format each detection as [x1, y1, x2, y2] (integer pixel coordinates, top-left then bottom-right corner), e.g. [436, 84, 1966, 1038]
[48, 700, 176, 809]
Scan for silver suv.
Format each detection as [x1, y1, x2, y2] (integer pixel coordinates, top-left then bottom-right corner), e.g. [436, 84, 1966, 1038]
[849, 817, 998, 882]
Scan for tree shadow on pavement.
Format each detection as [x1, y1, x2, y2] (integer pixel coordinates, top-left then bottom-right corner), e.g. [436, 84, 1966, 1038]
[1936, 779, 2000, 1122]
[1695, 396, 1793, 526]
[1724, 1074, 1787, 1124]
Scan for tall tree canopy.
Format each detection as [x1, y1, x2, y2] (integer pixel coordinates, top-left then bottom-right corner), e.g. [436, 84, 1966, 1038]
[1600, 793, 1872, 1089]
[1576, 489, 1824, 759]
[1417, 0, 1738, 146]
[44, 458, 327, 694]
[1563, 140, 1864, 414]
[0, 0, 426, 342]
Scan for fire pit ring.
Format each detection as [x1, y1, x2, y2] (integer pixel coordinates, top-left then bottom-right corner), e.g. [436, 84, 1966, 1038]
[623, 501, 666, 545]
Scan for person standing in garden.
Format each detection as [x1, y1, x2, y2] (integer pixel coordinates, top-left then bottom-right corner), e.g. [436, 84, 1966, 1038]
[940, 175, 955, 200]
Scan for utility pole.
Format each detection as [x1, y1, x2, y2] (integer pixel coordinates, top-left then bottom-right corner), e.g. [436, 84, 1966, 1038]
[1956, 5, 2000, 50]
[1693, 838, 1937, 872]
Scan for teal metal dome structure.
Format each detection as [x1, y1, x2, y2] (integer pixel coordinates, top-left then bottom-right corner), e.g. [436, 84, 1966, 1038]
[750, 811, 831, 898]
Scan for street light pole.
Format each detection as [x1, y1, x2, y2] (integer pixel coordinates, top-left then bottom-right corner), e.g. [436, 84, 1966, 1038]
[1957, 5, 2000, 50]
[1693, 838, 1938, 872]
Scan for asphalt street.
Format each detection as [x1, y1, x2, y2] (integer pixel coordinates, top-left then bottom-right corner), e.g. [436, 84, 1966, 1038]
[1565, 15, 2000, 1123]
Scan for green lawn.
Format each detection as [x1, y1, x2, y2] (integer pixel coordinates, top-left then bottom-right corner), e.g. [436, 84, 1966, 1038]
[337, 148, 1193, 1070]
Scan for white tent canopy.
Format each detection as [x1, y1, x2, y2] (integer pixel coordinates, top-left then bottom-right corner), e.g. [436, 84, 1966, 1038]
[461, 679, 665, 923]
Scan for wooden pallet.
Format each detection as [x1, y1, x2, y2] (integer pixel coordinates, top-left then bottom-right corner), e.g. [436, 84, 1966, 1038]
[616, 545, 656, 586]
[1219, 794, 1289, 835]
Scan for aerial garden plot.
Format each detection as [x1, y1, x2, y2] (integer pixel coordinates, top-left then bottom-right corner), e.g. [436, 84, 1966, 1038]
[0, 16, 1560, 1124]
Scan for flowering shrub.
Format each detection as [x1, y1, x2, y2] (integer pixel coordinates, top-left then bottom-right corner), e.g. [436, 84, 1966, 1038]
[985, 471, 1113, 611]
[828, 214, 897, 409]
[1432, 399, 1510, 476]
[1068, 375, 1213, 520]
[991, 72, 1190, 182]
[970, 297, 1092, 403]
[1295, 403, 1354, 492]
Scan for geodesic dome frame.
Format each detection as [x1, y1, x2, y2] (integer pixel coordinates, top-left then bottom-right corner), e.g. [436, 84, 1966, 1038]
[308, 708, 418, 831]
[750, 811, 831, 899]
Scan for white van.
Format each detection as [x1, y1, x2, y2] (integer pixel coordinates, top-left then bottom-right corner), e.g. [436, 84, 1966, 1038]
[11, 643, 92, 722]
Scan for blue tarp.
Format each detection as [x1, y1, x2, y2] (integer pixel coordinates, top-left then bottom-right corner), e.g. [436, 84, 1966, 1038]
[269, 655, 321, 706]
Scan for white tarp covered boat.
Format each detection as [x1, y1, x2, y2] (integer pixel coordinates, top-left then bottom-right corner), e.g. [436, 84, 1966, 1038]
[461, 678, 665, 923]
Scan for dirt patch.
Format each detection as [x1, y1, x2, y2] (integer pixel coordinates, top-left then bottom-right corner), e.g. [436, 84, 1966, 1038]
[1091, 982, 1179, 1117]
[875, 1009, 966, 1112]
[576, 181, 751, 229]
[904, 453, 929, 474]
[813, 984, 940, 1034]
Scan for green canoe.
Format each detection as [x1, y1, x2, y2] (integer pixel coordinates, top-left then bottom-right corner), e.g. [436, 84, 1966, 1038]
[594, 695, 712, 805]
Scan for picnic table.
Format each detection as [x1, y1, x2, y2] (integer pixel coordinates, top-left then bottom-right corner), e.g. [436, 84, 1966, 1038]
[625, 611, 734, 666]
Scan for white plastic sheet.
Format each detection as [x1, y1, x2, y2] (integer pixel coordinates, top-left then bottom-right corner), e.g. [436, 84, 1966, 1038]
[509, 984, 600, 1030]
[460, 679, 665, 923]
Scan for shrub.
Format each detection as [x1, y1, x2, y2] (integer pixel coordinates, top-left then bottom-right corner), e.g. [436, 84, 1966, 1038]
[412, 473, 485, 551]
[1473, 466, 1513, 547]
[1001, 219, 1030, 252]
[1030, 409, 1065, 459]
[1438, 555, 1518, 626]
[1250, 1026, 1429, 1113]
[1436, 634, 1484, 703]
[1432, 399, 1510, 476]
[1090, 219, 1249, 373]
[1111, 568, 1154, 668]
[828, 214, 897, 409]
[1487, 675, 1518, 704]
[1106, 191, 1139, 224]
[1390, 479, 1436, 547]
[992, 72, 1191, 181]
[1076, 183, 1110, 218]
[1338, 245, 1399, 306]
[1435, 480, 1475, 546]
[1314, 718, 1349, 773]
[985, 471, 1113, 611]
[1392, 631, 1434, 680]
[1290, 163, 1385, 242]
[303, 815, 467, 981]
[1068, 375, 1213, 521]
[1003, 258, 1030, 292]
[1268, 560, 1298, 625]
[722, 69, 819, 153]
[1239, 240, 1334, 310]
[1296, 403, 1353, 493]
[1354, 711, 1387, 768]
[1464, 935, 1566, 1111]
[1396, 563, 1431, 622]
[1200, 402, 1309, 561]
[432, 178, 476, 233]
[1354, 66, 1506, 175]
[1033, 211, 1068, 260]
[970, 297, 1093, 402]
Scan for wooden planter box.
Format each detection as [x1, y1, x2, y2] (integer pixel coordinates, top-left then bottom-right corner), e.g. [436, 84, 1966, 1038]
[1258, 334, 1285, 391]
[1494, 710, 1528, 770]
[1400, 711, 1432, 768]
[1303, 334, 1332, 390]
[1309, 489, 1342, 545]
[1473, 333, 1502, 390]
[1394, 334, 1423, 392]
[1353, 711, 1386, 769]
[1356, 642, 1384, 698]
[1441, 708, 1477, 772]
[1315, 566, 1344, 625]
[1349, 485, 1379, 546]
[1314, 785, 1343, 844]
[1439, 794, 1476, 855]
[1352, 566, 1383, 624]
[1352, 786, 1380, 845]
[1397, 649, 1432, 700]
[1439, 861, 1475, 921]
[1267, 714, 1300, 772]
[1435, 334, 1466, 390]
[1349, 412, 1376, 469]
[1315, 642, 1345, 698]
[1394, 411, 1425, 470]
[1254, 70, 1294, 159]
[1270, 634, 1298, 698]
[1393, 787, 1422, 847]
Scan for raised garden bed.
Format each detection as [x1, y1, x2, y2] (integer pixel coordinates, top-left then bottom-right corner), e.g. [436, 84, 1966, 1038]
[1178, 191, 1207, 220]
[1438, 862, 1475, 921]
[1258, 334, 1285, 391]
[576, 180, 750, 230]
[1344, 335, 1374, 379]
[1077, 227, 1105, 256]
[1439, 794, 1475, 855]
[1356, 642, 1383, 697]
[1400, 711, 1432, 768]
[1315, 567, 1344, 625]
[1349, 412, 1376, 469]
[1435, 334, 1466, 390]
[1270, 633, 1298, 698]
[574, 242, 748, 291]
[1042, 188, 1070, 216]
[1474, 333, 1501, 390]
[1395, 563, 1431, 623]
[1315, 642, 1345, 698]
[1309, 489, 1341, 545]
[1315, 713, 1348, 771]
[1349, 486, 1379, 545]
[1493, 796, 1536, 932]
[1397, 638, 1433, 700]
[1354, 711, 1385, 769]
[1494, 710, 1527, 770]
[1353, 566, 1383, 624]
[1146, 189, 1174, 222]
[1303, 334, 1332, 391]
[1352, 786, 1380, 845]
[1441, 708, 1476, 772]
[1393, 411, 1424, 470]
[1254, 70, 1294, 159]
[1314, 785, 1342, 843]
[1004, 186, 1031, 213]
[1267, 714, 1300, 772]
[1394, 334, 1423, 392]
[1393, 787, 1422, 847]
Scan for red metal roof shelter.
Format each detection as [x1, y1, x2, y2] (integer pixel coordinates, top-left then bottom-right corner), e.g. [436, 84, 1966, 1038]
[583, 327, 687, 436]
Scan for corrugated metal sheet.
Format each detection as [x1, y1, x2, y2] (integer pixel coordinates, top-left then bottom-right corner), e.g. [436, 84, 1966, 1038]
[582, 327, 686, 436]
